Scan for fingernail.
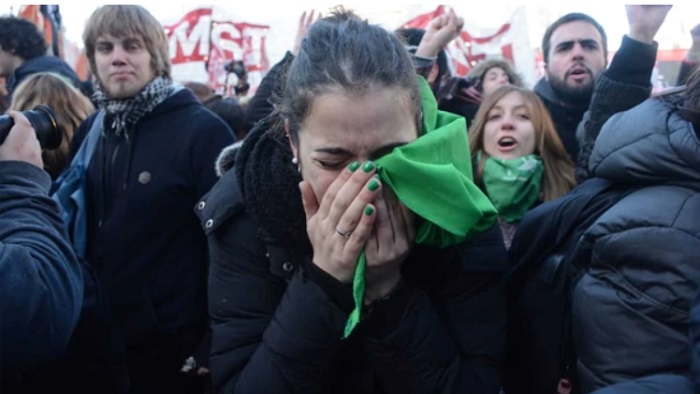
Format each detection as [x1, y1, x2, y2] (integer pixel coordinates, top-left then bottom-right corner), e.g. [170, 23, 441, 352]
[348, 161, 360, 172]
[364, 205, 374, 216]
[367, 179, 380, 192]
[362, 161, 375, 173]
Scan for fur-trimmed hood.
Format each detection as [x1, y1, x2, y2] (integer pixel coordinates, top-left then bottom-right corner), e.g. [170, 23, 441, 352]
[215, 140, 244, 177]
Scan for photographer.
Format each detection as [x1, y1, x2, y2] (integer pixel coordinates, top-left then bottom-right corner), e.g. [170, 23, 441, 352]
[0, 112, 83, 381]
[224, 60, 250, 99]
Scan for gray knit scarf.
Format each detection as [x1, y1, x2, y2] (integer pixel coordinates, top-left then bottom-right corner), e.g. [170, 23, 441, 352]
[92, 76, 172, 136]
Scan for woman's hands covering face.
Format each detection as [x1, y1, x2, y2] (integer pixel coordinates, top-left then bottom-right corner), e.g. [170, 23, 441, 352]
[363, 186, 415, 304]
[300, 161, 415, 301]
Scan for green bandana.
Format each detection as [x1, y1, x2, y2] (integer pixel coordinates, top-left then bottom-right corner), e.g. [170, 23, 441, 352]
[343, 77, 498, 338]
[480, 153, 543, 223]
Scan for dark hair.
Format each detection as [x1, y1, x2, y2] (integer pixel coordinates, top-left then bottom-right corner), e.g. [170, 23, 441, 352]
[277, 7, 421, 145]
[0, 17, 47, 60]
[395, 27, 450, 85]
[184, 81, 215, 102]
[206, 97, 247, 140]
[681, 65, 700, 135]
[683, 65, 700, 111]
[541, 13, 607, 65]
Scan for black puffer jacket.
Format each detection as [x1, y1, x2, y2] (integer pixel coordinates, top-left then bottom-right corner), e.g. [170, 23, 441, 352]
[196, 121, 509, 394]
[575, 36, 659, 182]
[571, 96, 700, 392]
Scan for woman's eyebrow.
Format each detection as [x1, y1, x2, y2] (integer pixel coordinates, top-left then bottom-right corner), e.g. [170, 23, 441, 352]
[314, 142, 410, 158]
[314, 147, 352, 155]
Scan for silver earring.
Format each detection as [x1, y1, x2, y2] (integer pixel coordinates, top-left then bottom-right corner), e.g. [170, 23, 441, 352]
[292, 157, 298, 165]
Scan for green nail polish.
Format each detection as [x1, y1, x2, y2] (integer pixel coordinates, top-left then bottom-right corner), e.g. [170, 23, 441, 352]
[362, 161, 375, 173]
[348, 161, 360, 172]
[367, 179, 380, 191]
[364, 205, 374, 216]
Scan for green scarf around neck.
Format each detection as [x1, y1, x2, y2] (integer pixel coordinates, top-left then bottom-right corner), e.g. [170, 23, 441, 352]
[343, 77, 498, 338]
[480, 153, 543, 223]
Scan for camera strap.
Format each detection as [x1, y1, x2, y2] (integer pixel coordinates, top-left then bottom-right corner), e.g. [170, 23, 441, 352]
[50, 110, 105, 259]
[79, 110, 105, 166]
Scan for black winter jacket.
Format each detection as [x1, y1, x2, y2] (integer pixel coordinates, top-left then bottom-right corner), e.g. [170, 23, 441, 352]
[0, 162, 83, 379]
[74, 88, 235, 357]
[533, 78, 588, 163]
[690, 289, 700, 392]
[572, 96, 700, 392]
[575, 36, 659, 182]
[197, 143, 509, 393]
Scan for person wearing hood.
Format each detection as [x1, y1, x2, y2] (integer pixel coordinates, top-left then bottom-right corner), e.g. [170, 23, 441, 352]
[441, 59, 523, 128]
[0, 16, 82, 101]
[66, 5, 235, 393]
[197, 8, 508, 393]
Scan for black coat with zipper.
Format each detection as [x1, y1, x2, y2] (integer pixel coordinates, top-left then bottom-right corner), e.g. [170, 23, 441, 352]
[197, 135, 509, 393]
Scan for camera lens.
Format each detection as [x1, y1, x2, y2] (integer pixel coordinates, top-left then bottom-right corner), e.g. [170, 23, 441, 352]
[27, 105, 62, 150]
[0, 105, 63, 150]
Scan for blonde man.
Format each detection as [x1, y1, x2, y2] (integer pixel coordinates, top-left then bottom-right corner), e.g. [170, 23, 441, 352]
[75, 5, 235, 393]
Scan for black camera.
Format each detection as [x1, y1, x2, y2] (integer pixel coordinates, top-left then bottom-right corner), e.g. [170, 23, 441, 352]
[0, 105, 62, 150]
[223, 60, 247, 79]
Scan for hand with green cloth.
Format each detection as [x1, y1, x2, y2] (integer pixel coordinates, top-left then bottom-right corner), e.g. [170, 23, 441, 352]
[344, 76, 498, 336]
[300, 76, 498, 338]
[207, 11, 509, 391]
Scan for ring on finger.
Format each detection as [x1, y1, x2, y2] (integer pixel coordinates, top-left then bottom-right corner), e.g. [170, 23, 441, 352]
[335, 226, 352, 238]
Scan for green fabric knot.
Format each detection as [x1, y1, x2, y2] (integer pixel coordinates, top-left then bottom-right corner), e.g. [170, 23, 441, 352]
[343, 76, 497, 338]
[481, 153, 544, 223]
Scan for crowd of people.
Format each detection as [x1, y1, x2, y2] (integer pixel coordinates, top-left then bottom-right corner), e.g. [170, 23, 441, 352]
[1, 3, 699, 394]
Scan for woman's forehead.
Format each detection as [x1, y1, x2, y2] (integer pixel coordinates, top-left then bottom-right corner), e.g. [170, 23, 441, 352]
[299, 88, 418, 147]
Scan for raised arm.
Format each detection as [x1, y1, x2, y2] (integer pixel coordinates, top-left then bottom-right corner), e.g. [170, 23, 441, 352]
[576, 5, 672, 181]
